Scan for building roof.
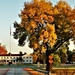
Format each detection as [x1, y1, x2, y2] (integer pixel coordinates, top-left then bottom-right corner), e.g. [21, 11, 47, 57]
[0, 54, 24, 56]
[22, 54, 32, 57]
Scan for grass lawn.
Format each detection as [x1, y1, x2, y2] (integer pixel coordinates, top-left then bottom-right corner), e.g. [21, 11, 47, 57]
[0, 63, 75, 69]
[53, 64, 75, 68]
[37, 64, 75, 75]
[0, 63, 33, 68]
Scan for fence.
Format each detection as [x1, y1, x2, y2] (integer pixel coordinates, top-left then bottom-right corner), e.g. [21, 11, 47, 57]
[54, 69, 75, 75]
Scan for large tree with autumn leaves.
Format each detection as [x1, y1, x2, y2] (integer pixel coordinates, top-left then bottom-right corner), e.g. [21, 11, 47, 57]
[13, 0, 75, 72]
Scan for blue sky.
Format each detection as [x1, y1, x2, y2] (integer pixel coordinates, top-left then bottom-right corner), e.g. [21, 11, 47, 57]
[0, 0, 75, 54]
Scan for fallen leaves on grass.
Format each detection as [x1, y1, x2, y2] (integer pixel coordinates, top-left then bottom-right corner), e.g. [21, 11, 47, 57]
[23, 68, 44, 75]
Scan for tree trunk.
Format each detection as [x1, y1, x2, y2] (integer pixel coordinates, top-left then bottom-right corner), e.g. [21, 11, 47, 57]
[45, 42, 53, 75]
[46, 50, 53, 75]
[46, 45, 52, 75]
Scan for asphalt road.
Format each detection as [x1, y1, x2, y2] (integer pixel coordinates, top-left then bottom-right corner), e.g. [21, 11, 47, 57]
[0, 68, 9, 75]
[6, 68, 31, 75]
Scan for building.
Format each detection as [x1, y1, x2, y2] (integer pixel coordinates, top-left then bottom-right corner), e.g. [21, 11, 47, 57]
[22, 54, 33, 63]
[0, 54, 33, 65]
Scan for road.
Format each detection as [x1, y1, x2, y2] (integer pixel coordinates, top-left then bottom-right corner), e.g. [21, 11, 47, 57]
[0, 68, 9, 75]
[6, 68, 31, 75]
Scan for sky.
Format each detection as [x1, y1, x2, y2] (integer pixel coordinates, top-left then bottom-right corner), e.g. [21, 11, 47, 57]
[0, 0, 75, 54]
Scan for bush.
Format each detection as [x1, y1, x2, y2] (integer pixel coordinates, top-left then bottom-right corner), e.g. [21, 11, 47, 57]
[53, 54, 61, 66]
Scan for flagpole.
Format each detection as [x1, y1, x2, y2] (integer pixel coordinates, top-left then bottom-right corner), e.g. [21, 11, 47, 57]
[10, 26, 11, 56]
[9, 26, 11, 62]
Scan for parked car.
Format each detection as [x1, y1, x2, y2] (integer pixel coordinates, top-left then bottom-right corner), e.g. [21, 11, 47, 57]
[66, 61, 73, 64]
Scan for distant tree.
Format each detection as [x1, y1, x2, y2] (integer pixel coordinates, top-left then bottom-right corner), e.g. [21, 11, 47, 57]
[24, 52, 27, 55]
[67, 50, 73, 62]
[19, 51, 23, 56]
[0, 43, 1, 46]
[18, 57, 23, 63]
[0, 44, 7, 54]
[31, 53, 38, 63]
[71, 53, 75, 63]
[16, 57, 23, 63]
[16, 57, 18, 62]
[57, 44, 68, 63]
[18, 51, 23, 63]
[61, 53, 67, 63]
[53, 54, 61, 66]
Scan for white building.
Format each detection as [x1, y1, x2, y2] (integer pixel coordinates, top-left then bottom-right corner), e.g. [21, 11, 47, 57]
[22, 54, 33, 63]
[0, 54, 33, 65]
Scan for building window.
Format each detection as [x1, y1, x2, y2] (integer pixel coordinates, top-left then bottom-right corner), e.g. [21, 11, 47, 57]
[7, 57, 8, 59]
[4, 57, 6, 59]
[2, 57, 4, 59]
[10, 57, 12, 59]
[26, 60, 28, 62]
[30, 57, 32, 59]
[1, 57, 3, 59]
[13, 60, 15, 62]
[14, 57, 15, 59]
[30, 60, 32, 62]
[26, 57, 28, 59]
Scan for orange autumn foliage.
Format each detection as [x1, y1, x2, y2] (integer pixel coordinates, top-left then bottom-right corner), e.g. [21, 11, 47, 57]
[13, 0, 75, 54]
[18, 0, 57, 50]
[0, 45, 7, 54]
[23, 68, 45, 75]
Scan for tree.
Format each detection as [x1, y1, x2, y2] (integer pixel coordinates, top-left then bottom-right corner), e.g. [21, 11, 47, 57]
[52, 54, 61, 66]
[19, 51, 23, 56]
[71, 53, 75, 63]
[24, 52, 27, 55]
[31, 53, 38, 63]
[56, 43, 68, 63]
[0, 44, 7, 54]
[18, 51, 23, 63]
[13, 0, 75, 74]
[67, 50, 73, 63]
[16, 57, 23, 64]
[67, 50, 75, 63]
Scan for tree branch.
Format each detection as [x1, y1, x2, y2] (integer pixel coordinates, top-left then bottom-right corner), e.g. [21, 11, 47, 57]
[52, 33, 73, 53]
